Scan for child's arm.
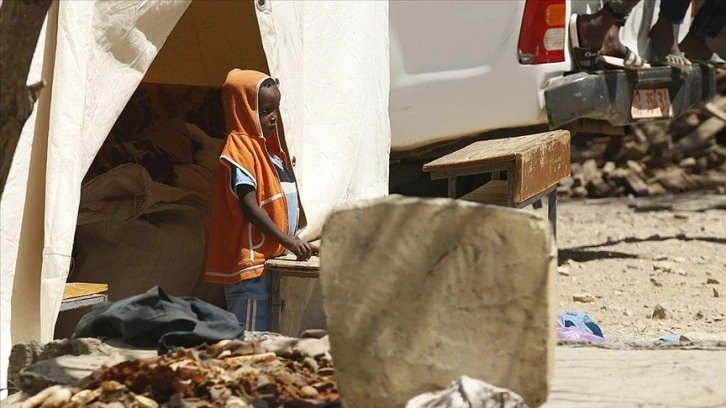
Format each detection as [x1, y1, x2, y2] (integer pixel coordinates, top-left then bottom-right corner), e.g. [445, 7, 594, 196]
[236, 185, 316, 261]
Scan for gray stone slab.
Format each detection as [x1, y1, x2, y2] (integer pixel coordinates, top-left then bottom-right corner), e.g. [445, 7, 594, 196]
[320, 196, 556, 407]
[19, 354, 126, 395]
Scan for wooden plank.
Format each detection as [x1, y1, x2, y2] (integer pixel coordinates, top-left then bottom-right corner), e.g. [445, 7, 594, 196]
[62, 282, 108, 300]
[703, 101, 726, 123]
[668, 117, 725, 158]
[422, 130, 569, 173]
[60, 294, 108, 311]
[423, 130, 571, 204]
[459, 180, 508, 206]
[514, 130, 571, 203]
[265, 254, 320, 272]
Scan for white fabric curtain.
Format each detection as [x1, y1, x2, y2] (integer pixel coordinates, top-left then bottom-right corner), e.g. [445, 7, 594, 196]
[256, 0, 391, 241]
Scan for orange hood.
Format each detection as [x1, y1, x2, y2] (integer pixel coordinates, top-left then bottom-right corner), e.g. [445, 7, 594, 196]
[221, 69, 286, 162]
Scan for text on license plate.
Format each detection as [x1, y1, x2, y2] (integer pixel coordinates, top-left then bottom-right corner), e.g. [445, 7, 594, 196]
[631, 88, 671, 119]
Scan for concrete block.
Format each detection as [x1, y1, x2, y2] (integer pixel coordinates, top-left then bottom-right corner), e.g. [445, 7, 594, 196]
[320, 196, 556, 407]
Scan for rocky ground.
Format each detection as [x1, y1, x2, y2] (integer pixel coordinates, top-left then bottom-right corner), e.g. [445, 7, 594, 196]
[555, 193, 725, 342]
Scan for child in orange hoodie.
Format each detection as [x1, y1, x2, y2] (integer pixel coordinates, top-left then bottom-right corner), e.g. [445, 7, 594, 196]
[204, 69, 317, 331]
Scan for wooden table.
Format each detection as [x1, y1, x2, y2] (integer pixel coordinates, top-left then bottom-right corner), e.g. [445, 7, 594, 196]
[265, 253, 320, 334]
[423, 130, 570, 235]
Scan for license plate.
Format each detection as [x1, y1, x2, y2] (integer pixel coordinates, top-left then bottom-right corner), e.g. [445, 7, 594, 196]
[631, 88, 671, 119]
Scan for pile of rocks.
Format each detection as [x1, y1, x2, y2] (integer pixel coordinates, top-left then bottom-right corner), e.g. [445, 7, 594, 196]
[559, 89, 726, 199]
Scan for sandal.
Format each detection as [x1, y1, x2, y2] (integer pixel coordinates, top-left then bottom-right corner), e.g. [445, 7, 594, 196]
[652, 52, 692, 69]
[600, 47, 651, 71]
[569, 14, 650, 72]
[569, 14, 604, 71]
[687, 53, 726, 67]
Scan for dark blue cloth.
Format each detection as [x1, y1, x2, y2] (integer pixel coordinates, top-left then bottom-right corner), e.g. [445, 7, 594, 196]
[73, 286, 245, 354]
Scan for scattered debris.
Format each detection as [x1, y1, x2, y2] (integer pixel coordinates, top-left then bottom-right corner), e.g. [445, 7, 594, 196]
[561, 95, 726, 199]
[15, 339, 339, 407]
[652, 304, 669, 320]
[653, 262, 674, 273]
[650, 278, 663, 288]
[573, 293, 596, 303]
[557, 266, 571, 277]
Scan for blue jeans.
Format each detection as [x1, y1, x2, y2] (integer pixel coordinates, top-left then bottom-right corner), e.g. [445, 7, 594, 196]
[660, 0, 726, 38]
[224, 272, 272, 332]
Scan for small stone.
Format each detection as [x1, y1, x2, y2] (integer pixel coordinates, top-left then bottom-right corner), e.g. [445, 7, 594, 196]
[573, 293, 595, 303]
[623, 309, 632, 317]
[557, 266, 571, 276]
[40, 387, 73, 408]
[133, 394, 159, 408]
[650, 278, 663, 287]
[653, 262, 673, 273]
[707, 278, 720, 284]
[695, 311, 704, 320]
[652, 304, 668, 320]
[714, 288, 720, 298]
[301, 385, 320, 398]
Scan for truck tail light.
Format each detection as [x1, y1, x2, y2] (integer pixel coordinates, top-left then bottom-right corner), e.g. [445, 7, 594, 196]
[518, 0, 566, 64]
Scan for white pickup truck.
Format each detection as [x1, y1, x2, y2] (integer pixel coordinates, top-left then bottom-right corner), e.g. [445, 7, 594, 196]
[388, 0, 718, 155]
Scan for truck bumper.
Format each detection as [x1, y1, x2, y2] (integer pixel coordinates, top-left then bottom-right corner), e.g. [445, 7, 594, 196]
[544, 65, 717, 128]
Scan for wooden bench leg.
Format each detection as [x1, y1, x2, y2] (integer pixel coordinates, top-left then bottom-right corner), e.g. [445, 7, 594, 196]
[548, 190, 557, 240]
[270, 271, 282, 333]
[448, 177, 457, 198]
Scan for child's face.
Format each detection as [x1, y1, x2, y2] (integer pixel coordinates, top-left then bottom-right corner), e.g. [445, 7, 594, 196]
[258, 84, 281, 139]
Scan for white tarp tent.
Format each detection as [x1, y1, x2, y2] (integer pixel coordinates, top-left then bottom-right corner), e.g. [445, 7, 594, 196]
[0, 0, 390, 394]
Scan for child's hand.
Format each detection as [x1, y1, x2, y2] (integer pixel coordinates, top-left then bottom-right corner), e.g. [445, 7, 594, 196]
[284, 238, 315, 261]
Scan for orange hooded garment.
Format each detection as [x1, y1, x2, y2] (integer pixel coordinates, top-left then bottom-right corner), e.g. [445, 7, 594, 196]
[204, 69, 303, 285]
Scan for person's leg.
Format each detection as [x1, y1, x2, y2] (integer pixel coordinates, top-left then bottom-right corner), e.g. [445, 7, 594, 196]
[576, 0, 640, 52]
[680, 0, 726, 62]
[574, 0, 648, 69]
[224, 272, 273, 332]
[649, 0, 692, 65]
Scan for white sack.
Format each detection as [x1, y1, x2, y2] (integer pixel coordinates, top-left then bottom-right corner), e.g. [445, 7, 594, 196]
[406, 376, 528, 408]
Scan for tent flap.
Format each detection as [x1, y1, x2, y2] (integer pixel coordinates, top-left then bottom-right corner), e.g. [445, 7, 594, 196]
[40, 0, 191, 340]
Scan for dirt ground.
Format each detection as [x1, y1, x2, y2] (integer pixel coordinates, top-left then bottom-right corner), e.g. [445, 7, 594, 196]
[555, 193, 726, 342]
